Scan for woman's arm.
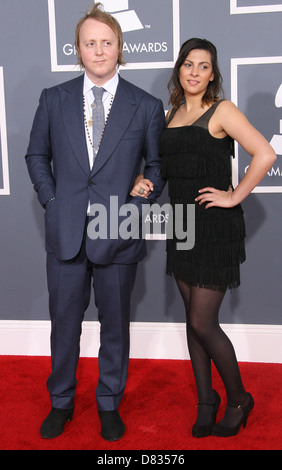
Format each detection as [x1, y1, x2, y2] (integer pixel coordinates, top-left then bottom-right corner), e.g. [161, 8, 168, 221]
[196, 101, 277, 209]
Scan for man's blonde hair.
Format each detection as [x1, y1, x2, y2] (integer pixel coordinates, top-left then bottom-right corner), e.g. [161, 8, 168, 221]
[75, 2, 126, 68]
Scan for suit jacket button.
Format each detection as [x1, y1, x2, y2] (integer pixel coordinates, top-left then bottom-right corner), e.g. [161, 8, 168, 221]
[88, 181, 94, 186]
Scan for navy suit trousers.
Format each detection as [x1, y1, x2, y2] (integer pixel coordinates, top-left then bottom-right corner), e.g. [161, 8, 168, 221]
[46, 241, 137, 411]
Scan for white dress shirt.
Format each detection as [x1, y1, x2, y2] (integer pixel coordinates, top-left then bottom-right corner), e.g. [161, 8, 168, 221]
[84, 72, 119, 214]
[83, 72, 119, 170]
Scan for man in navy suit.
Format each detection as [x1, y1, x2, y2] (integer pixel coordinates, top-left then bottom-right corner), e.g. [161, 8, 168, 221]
[26, 3, 165, 441]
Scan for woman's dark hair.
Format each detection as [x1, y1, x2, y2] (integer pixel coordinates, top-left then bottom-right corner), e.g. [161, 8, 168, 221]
[168, 38, 224, 108]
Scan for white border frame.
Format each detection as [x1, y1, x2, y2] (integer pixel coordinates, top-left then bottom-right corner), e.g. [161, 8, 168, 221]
[231, 56, 282, 193]
[48, 0, 180, 72]
[0, 67, 10, 196]
[230, 0, 282, 14]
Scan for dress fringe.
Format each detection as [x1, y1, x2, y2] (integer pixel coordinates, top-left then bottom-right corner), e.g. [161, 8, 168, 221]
[166, 255, 242, 290]
[159, 119, 246, 291]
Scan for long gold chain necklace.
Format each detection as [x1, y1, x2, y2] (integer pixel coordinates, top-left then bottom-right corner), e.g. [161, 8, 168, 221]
[83, 94, 114, 153]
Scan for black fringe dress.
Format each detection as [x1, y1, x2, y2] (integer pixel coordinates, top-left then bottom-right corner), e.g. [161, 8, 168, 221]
[160, 100, 246, 289]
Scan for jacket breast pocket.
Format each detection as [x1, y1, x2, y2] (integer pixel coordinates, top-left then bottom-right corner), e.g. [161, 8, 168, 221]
[122, 129, 143, 140]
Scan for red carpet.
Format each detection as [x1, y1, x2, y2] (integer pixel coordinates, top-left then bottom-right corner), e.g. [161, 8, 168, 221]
[0, 356, 281, 451]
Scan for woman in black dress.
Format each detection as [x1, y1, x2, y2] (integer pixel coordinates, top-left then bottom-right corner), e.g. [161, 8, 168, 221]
[131, 38, 276, 438]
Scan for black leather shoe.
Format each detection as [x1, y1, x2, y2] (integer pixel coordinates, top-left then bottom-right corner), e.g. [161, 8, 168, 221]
[98, 410, 125, 441]
[40, 407, 74, 439]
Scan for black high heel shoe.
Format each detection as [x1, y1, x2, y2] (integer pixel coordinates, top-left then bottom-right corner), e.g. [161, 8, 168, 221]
[192, 390, 221, 438]
[212, 392, 254, 437]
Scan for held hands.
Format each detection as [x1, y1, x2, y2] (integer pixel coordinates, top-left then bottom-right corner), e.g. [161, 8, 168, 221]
[130, 174, 154, 199]
[131, 176, 236, 208]
[195, 185, 235, 209]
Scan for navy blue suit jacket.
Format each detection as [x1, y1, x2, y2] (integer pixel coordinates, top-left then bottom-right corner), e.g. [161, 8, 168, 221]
[26, 75, 166, 264]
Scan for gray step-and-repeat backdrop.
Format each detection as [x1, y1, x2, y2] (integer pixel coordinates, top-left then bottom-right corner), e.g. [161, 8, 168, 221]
[0, 0, 281, 327]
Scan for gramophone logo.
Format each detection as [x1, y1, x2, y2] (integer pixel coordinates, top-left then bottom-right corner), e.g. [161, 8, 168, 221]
[96, 0, 143, 32]
[48, 0, 179, 71]
[270, 84, 282, 156]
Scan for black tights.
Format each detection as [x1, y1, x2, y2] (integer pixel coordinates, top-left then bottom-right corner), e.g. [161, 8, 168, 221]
[176, 279, 247, 427]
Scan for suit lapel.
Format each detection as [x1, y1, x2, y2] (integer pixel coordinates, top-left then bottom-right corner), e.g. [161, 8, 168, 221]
[90, 77, 139, 176]
[59, 76, 90, 176]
